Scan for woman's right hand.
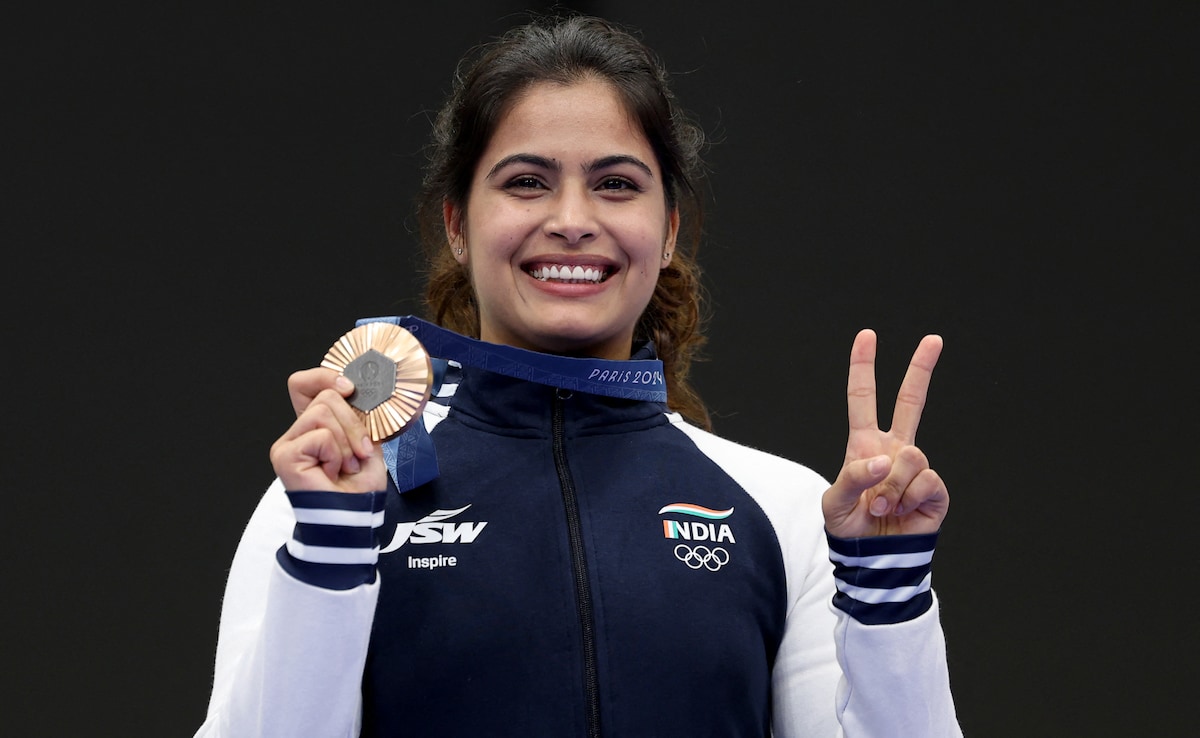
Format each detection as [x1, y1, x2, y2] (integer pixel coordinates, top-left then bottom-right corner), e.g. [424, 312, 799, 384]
[269, 368, 386, 493]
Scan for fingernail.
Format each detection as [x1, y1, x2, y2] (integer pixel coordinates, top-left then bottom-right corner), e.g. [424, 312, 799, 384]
[346, 455, 361, 474]
[870, 496, 890, 517]
[361, 436, 373, 457]
[868, 455, 889, 475]
[335, 376, 354, 393]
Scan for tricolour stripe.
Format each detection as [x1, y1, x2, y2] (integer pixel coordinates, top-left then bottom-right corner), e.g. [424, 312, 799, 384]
[656, 503, 734, 519]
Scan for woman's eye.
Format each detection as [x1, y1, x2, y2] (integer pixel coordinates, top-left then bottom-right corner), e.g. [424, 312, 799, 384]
[598, 177, 639, 192]
[506, 176, 545, 190]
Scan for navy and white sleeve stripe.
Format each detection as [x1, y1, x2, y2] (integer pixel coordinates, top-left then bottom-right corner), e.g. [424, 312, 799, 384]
[276, 490, 388, 591]
[826, 531, 939, 625]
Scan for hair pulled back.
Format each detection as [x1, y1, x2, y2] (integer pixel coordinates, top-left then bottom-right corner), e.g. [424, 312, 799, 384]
[416, 13, 712, 429]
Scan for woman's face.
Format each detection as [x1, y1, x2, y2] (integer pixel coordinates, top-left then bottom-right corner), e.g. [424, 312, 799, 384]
[445, 78, 678, 360]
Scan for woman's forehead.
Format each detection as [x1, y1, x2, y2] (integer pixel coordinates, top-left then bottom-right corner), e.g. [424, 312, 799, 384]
[481, 79, 655, 169]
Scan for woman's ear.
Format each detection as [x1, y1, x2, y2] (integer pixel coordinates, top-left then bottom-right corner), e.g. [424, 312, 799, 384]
[443, 199, 467, 264]
[660, 207, 680, 268]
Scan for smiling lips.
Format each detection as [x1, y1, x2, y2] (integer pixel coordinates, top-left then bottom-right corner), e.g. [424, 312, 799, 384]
[526, 264, 612, 283]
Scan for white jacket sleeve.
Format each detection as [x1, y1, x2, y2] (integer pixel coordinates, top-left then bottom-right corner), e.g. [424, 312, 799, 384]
[194, 480, 384, 738]
[828, 595, 960, 737]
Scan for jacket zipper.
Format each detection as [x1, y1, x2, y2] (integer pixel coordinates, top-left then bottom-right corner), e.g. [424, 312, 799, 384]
[552, 389, 601, 738]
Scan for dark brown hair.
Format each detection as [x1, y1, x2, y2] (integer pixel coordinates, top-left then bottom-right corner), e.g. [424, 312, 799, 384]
[416, 13, 712, 429]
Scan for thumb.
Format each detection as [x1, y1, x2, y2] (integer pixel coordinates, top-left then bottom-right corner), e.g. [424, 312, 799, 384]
[823, 455, 892, 523]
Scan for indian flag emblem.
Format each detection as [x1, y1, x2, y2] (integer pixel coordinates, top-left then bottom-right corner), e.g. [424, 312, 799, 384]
[659, 503, 736, 543]
[656, 503, 733, 520]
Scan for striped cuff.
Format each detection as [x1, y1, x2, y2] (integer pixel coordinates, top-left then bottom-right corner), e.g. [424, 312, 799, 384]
[826, 531, 938, 625]
[277, 490, 388, 591]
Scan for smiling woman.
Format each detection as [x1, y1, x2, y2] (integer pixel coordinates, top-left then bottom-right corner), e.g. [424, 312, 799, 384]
[420, 17, 711, 427]
[447, 78, 678, 361]
[194, 12, 963, 738]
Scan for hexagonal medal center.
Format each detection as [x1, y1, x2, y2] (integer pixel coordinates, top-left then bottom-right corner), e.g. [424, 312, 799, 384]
[343, 348, 395, 413]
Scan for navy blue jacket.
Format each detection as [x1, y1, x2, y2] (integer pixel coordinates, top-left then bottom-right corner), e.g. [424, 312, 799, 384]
[363, 365, 788, 736]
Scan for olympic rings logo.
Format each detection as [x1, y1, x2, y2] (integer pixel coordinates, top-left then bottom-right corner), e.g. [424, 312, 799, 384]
[674, 544, 730, 571]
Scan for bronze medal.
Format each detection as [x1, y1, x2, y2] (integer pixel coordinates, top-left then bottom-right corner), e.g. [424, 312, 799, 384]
[321, 322, 433, 441]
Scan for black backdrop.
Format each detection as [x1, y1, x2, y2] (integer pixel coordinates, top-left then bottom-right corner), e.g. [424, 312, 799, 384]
[7, 2, 1195, 735]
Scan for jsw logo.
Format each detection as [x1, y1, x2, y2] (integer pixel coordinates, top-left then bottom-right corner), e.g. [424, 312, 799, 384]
[380, 505, 488, 553]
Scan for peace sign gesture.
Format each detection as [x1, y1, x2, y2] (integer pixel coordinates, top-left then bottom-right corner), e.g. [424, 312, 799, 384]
[822, 329, 949, 538]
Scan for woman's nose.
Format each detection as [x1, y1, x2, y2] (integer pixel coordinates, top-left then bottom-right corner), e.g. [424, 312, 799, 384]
[545, 185, 597, 245]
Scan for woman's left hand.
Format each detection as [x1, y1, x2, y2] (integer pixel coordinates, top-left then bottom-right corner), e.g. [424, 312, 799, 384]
[822, 329, 949, 538]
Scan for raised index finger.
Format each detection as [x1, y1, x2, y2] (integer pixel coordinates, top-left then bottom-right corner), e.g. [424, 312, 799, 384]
[847, 328, 879, 433]
[891, 334, 943, 444]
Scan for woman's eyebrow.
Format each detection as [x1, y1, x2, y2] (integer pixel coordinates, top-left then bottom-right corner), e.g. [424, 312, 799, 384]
[486, 153, 654, 180]
[486, 153, 558, 179]
[586, 154, 654, 179]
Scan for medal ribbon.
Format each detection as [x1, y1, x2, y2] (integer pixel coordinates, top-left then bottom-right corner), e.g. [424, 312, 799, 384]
[354, 315, 668, 492]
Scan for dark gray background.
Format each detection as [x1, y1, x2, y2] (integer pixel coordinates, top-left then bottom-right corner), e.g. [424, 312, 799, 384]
[6, 2, 1194, 735]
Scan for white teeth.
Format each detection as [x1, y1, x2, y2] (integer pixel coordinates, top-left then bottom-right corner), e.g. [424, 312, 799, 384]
[531, 265, 606, 283]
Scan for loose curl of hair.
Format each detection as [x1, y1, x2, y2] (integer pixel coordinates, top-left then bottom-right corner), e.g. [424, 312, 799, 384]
[415, 13, 712, 429]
